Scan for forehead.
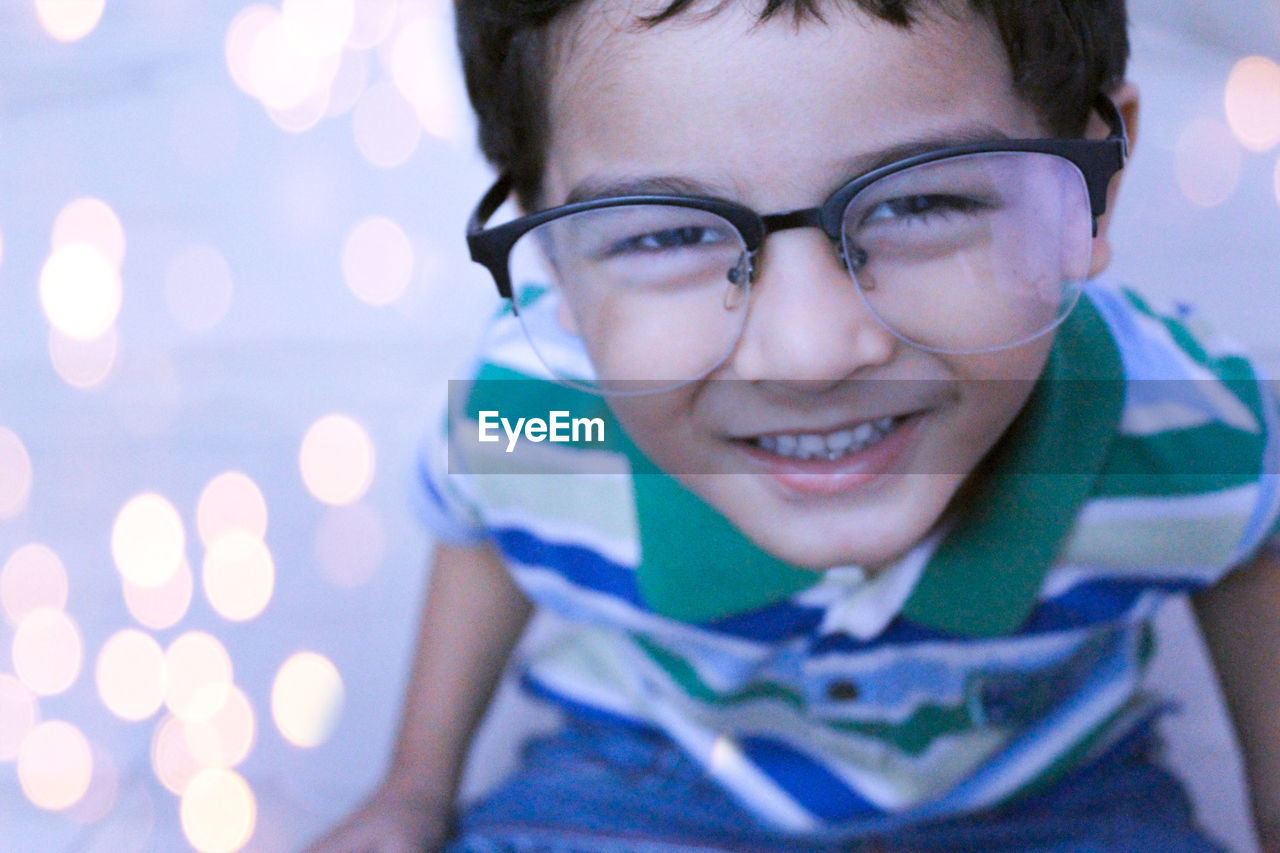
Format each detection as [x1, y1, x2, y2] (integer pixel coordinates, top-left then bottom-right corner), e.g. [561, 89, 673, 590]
[542, 1, 1035, 207]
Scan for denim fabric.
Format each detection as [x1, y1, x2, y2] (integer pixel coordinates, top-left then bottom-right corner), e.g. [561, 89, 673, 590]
[443, 715, 1229, 853]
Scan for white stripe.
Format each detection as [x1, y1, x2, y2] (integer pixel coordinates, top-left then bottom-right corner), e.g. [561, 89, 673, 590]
[517, 568, 774, 664]
[1072, 485, 1258, 523]
[1042, 561, 1218, 599]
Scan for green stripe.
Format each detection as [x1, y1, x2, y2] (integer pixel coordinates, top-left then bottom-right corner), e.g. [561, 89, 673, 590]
[634, 635, 803, 709]
[1092, 425, 1263, 498]
[830, 704, 976, 757]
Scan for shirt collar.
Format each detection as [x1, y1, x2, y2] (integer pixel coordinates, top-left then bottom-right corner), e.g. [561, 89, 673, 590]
[628, 293, 1124, 636]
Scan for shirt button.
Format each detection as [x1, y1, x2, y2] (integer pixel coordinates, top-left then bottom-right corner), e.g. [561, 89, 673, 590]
[825, 679, 860, 701]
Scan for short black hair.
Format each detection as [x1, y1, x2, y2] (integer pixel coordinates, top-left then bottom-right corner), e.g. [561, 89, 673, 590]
[455, 0, 1129, 209]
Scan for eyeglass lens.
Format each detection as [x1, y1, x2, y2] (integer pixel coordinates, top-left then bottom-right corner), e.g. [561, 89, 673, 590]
[506, 151, 1094, 390]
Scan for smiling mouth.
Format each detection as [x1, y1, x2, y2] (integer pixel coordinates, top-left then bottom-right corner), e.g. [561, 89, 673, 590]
[749, 415, 906, 462]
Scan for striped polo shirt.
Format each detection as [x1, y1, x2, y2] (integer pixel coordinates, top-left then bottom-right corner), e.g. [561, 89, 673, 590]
[417, 279, 1280, 832]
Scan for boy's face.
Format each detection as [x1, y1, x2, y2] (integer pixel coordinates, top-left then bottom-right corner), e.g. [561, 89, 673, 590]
[540, 2, 1074, 571]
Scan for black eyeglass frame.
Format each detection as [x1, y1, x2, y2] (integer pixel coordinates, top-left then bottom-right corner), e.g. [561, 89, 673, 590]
[467, 94, 1128, 301]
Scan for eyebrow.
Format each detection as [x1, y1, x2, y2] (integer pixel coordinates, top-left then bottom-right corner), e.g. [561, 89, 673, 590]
[562, 124, 1016, 206]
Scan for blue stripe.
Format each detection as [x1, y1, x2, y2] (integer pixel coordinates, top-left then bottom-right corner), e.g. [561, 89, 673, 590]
[808, 579, 1195, 657]
[493, 526, 644, 608]
[706, 601, 825, 642]
[738, 735, 881, 821]
[1025, 579, 1199, 631]
[808, 618, 953, 656]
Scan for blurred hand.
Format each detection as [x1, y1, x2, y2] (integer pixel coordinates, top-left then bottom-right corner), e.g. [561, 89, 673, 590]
[302, 785, 454, 853]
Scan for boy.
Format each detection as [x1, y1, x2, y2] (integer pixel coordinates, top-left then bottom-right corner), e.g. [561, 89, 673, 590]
[309, 1, 1280, 850]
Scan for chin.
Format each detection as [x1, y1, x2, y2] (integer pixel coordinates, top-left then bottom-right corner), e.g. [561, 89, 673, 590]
[691, 474, 955, 572]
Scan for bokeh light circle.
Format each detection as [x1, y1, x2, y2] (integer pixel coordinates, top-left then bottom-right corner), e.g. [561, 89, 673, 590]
[67, 742, 119, 825]
[152, 713, 203, 795]
[282, 0, 354, 58]
[203, 532, 275, 622]
[1224, 56, 1280, 152]
[0, 674, 40, 761]
[48, 326, 118, 389]
[266, 88, 332, 133]
[342, 215, 414, 306]
[51, 197, 125, 268]
[197, 471, 268, 547]
[249, 13, 327, 111]
[0, 427, 33, 519]
[111, 493, 186, 588]
[1174, 117, 1243, 208]
[1, 542, 69, 624]
[352, 81, 421, 168]
[13, 607, 83, 696]
[96, 629, 167, 722]
[39, 244, 122, 341]
[388, 12, 466, 141]
[299, 414, 375, 505]
[271, 651, 344, 748]
[164, 632, 234, 722]
[180, 768, 257, 853]
[225, 4, 278, 95]
[35, 0, 106, 43]
[183, 685, 255, 770]
[18, 721, 93, 811]
[347, 0, 397, 50]
[326, 48, 370, 117]
[123, 558, 194, 631]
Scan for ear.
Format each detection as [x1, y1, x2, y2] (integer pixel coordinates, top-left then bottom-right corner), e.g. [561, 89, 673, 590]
[1088, 82, 1140, 276]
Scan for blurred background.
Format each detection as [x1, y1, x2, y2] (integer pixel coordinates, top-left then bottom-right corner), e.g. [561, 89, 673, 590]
[0, 1, 1276, 851]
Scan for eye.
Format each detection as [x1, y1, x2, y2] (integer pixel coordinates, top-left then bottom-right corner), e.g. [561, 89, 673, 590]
[860, 194, 991, 225]
[610, 225, 726, 254]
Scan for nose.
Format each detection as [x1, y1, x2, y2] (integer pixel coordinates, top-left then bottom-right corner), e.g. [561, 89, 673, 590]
[725, 230, 897, 383]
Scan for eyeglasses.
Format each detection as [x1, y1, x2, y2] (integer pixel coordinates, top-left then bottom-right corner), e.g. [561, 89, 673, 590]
[467, 95, 1127, 393]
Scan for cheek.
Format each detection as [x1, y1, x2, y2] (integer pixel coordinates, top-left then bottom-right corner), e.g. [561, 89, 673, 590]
[605, 392, 701, 464]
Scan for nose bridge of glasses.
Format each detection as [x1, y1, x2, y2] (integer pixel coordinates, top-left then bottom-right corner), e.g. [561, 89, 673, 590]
[727, 226, 895, 381]
[759, 206, 827, 235]
[737, 206, 843, 283]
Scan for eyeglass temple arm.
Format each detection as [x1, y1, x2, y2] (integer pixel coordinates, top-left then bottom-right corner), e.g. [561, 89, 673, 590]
[1084, 93, 1129, 229]
[467, 173, 518, 298]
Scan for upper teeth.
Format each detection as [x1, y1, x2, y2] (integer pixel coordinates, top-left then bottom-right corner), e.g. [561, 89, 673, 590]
[757, 417, 898, 460]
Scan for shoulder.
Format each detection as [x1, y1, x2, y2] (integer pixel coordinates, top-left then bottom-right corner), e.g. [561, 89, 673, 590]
[1083, 280, 1259, 381]
[1062, 279, 1280, 578]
